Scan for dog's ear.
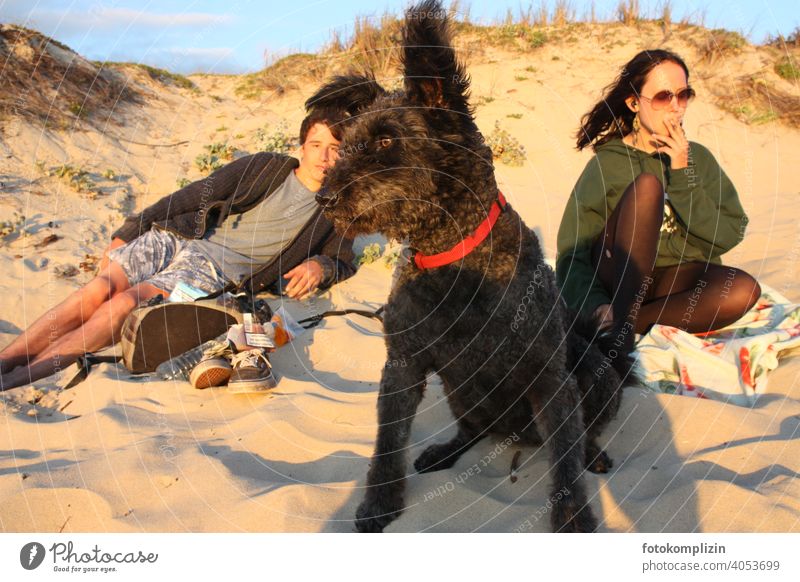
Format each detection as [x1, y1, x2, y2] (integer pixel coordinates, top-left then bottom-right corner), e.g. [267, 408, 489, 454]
[401, 0, 471, 116]
[305, 74, 386, 118]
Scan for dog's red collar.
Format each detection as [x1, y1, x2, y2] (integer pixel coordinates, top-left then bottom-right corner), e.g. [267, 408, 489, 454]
[413, 191, 507, 270]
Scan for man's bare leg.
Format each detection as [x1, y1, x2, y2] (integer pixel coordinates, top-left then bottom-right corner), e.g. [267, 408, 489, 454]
[0, 281, 164, 390]
[0, 261, 132, 375]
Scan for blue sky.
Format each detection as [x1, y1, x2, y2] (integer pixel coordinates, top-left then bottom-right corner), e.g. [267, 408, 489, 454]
[2, 0, 798, 74]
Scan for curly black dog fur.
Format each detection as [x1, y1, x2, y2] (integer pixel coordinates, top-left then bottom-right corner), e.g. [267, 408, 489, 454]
[309, 0, 635, 533]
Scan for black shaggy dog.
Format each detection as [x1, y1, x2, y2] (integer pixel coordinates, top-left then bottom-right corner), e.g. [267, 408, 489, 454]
[309, 0, 634, 533]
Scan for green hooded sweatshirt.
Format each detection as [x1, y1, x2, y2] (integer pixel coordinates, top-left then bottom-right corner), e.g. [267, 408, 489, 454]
[556, 138, 748, 319]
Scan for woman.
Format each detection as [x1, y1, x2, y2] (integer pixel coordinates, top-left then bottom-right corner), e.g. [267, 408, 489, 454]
[556, 49, 760, 353]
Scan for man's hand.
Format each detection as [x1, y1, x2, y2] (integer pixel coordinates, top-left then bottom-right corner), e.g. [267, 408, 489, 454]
[99, 237, 127, 271]
[284, 259, 324, 299]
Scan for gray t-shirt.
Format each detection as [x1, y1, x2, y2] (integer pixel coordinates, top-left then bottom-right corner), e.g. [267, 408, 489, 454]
[198, 170, 318, 283]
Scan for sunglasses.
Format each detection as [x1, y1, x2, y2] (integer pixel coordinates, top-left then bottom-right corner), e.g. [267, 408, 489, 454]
[639, 87, 696, 110]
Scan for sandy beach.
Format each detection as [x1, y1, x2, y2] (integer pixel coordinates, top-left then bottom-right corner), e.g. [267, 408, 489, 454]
[1, 19, 799, 532]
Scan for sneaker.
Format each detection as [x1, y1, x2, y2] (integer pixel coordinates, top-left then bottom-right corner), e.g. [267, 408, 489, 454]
[189, 340, 233, 389]
[227, 348, 277, 394]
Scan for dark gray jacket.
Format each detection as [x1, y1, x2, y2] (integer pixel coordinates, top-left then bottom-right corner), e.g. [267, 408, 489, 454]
[112, 152, 356, 294]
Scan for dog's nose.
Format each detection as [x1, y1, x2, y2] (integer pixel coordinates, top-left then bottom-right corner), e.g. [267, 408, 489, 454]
[315, 186, 339, 208]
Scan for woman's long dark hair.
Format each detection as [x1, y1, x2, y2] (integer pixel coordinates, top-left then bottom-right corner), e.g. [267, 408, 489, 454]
[576, 49, 690, 151]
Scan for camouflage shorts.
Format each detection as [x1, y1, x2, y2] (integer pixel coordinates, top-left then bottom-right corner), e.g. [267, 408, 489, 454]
[108, 228, 230, 295]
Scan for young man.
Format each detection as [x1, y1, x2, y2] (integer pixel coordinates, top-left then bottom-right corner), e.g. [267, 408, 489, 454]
[0, 109, 355, 392]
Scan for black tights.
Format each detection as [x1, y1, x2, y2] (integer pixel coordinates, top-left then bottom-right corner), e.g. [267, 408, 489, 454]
[591, 173, 761, 353]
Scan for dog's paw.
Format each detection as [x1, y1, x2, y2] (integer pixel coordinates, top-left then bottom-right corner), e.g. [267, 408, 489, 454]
[354, 493, 403, 533]
[585, 448, 614, 474]
[414, 443, 460, 473]
[551, 497, 598, 533]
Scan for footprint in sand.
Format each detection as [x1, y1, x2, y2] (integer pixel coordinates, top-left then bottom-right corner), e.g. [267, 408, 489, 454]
[0, 385, 79, 422]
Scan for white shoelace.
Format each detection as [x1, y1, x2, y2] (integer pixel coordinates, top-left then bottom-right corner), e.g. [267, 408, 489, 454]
[230, 349, 271, 370]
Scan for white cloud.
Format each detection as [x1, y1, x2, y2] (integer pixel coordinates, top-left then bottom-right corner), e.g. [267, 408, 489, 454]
[4, 1, 233, 37]
[84, 7, 233, 29]
[2, 1, 242, 73]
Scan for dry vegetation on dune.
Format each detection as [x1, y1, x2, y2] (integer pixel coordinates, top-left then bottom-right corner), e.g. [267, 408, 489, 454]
[0, 24, 199, 130]
[228, 2, 800, 129]
[0, 25, 143, 129]
[1, 3, 799, 132]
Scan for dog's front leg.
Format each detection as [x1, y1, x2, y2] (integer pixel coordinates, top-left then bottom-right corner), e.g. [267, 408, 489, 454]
[529, 375, 598, 533]
[355, 360, 426, 532]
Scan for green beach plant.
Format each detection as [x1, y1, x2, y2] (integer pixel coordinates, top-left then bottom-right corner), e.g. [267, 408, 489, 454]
[486, 121, 527, 166]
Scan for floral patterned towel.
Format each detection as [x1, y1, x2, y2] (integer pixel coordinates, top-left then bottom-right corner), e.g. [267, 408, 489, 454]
[635, 284, 800, 406]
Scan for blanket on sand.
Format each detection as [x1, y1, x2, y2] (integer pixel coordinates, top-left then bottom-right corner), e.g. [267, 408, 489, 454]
[636, 284, 800, 406]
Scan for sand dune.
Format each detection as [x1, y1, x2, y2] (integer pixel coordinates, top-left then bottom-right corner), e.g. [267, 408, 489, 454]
[1, 21, 799, 532]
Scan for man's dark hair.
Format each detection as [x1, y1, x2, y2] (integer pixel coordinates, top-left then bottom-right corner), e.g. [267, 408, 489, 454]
[299, 108, 348, 144]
